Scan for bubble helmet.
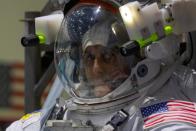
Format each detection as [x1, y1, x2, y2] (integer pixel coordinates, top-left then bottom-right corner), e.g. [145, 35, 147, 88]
[54, 0, 184, 104]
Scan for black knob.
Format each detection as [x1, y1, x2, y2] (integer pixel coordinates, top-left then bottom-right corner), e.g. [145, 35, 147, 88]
[21, 34, 39, 47]
[120, 41, 140, 56]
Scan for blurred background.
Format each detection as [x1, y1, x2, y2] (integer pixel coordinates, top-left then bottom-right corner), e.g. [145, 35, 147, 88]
[0, 0, 48, 130]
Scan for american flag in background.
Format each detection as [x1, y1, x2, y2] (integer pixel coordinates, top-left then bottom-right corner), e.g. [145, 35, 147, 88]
[140, 100, 196, 129]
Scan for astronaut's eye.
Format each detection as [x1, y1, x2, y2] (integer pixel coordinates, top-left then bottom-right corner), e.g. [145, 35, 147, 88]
[83, 53, 95, 64]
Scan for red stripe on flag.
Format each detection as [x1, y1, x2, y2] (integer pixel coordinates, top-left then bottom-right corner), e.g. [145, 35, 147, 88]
[11, 91, 24, 97]
[144, 111, 196, 123]
[10, 63, 24, 70]
[10, 77, 24, 83]
[10, 105, 24, 111]
[168, 104, 195, 109]
[169, 100, 195, 105]
[12, 91, 48, 98]
[168, 106, 196, 113]
[145, 112, 196, 124]
[145, 116, 196, 128]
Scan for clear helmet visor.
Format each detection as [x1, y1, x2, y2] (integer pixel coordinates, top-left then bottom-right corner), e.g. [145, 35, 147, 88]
[55, 3, 135, 99]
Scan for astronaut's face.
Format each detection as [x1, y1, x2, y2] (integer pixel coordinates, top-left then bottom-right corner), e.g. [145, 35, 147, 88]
[83, 45, 131, 97]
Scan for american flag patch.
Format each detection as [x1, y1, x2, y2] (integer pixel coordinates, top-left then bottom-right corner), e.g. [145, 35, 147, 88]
[140, 100, 196, 129]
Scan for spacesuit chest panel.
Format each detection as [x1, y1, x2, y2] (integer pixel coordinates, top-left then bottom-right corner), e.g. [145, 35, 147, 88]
[44, 110, 118, 131]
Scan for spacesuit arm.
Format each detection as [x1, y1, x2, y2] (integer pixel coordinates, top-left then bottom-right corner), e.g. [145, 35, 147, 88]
[6, 120, 23, 131]
[6, 112, 41, 131]
[174, 65, 196, 102]
[181, 68, 196, 102]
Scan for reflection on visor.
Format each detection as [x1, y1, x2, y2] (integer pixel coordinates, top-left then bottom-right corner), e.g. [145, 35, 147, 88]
[67, 5, 102, 42]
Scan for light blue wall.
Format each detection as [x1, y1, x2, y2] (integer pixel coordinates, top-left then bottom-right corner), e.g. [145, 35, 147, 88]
[0, 0, 48, 62]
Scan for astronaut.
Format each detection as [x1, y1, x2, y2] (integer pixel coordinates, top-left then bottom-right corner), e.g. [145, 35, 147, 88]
[7, 0, 196, 131]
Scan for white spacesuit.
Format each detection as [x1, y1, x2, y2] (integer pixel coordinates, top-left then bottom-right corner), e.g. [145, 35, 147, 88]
[7, 0, 196, 131]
